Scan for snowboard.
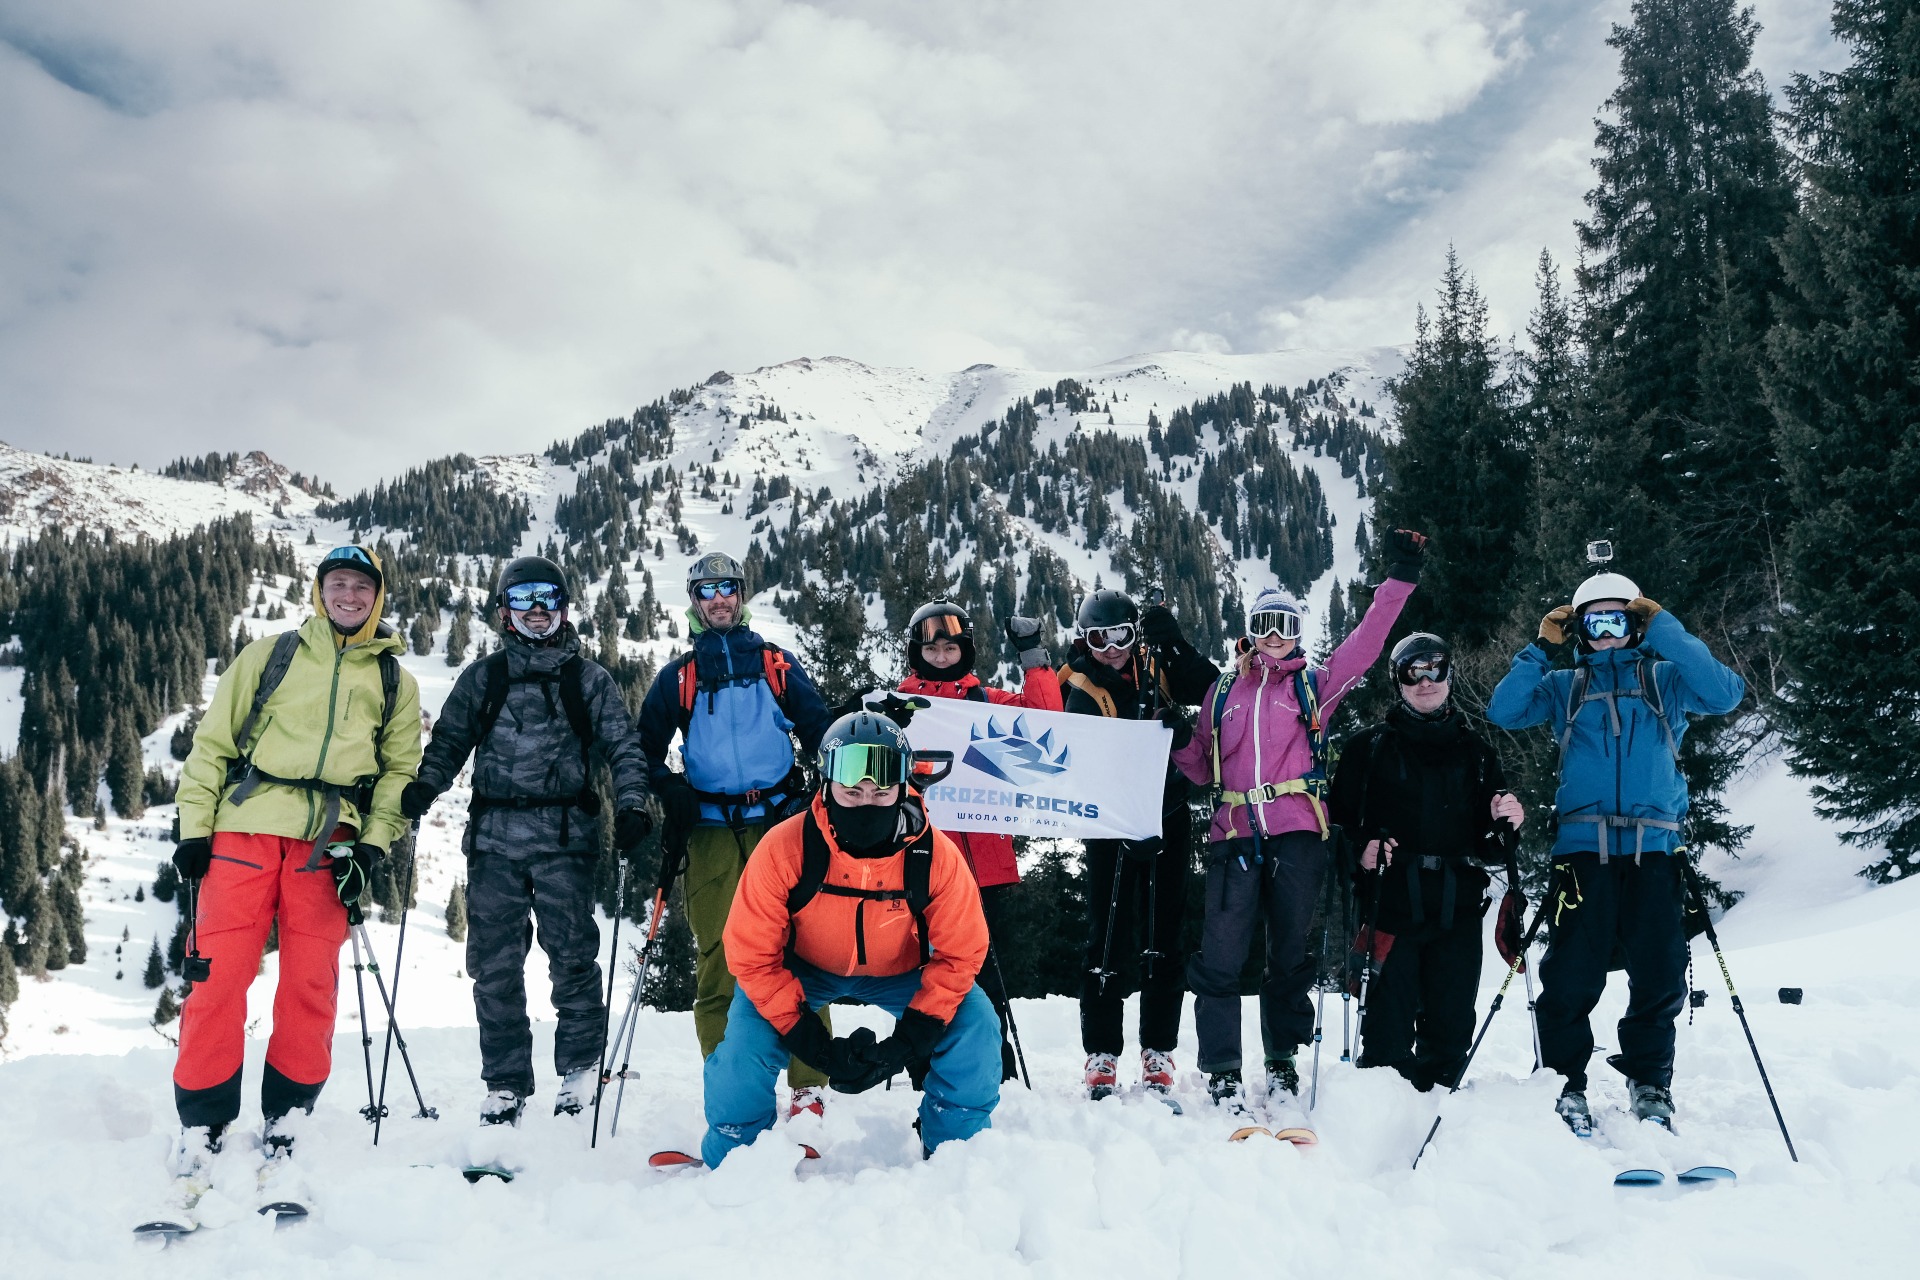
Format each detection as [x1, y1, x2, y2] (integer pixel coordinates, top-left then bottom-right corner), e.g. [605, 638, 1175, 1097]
[1228, 1124, 1318, 1147]
[648, 1144, 820, 1170]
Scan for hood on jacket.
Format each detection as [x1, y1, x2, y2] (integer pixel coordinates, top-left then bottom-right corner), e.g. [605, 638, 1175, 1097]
[310, 544, 389, 648]
[685, 603, 756, 635]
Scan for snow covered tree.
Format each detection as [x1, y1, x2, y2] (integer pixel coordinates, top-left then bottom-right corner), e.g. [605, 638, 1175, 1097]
[1766, 0, 1920, 881]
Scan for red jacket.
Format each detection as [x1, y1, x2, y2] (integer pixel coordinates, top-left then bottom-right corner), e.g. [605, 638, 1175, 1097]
[898, 661, 1063, 886]
[723, 794, 988, 1033]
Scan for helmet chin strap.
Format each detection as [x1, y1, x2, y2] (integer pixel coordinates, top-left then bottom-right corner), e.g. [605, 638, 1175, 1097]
[508, 609, 565, 642]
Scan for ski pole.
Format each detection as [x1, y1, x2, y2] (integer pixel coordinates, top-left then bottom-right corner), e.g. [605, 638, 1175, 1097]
[1090, 844, 1125, 996]
[1682, 860, 1798, 1162]
[1340, 864, 1353, 1062]
[373, 835, 427, 1143]
[988, 943, 1031, 1089]
[1353, 857, 1386, 1061]
[1411, 865, 1563, 1170]
[1310, 835, 1339, 1110]
[350, 921, 437, 1126]
[1499, 829, 1543, 1072]
[348, 916, 381, 1129]
[601, 885, 671, 1142]
[589, 853, 629, 1146]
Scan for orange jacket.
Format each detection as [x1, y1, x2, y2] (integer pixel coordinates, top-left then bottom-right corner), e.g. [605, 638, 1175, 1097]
[723, 793, 989, 1035]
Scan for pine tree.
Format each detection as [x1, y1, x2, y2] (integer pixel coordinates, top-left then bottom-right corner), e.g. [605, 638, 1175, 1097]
[0, 941, 18, 1020]
[107, 715, 145, 819]
[1766, 0, 1920, 880]
[153, 986, 181, 1027]
[445, 880, 468, 943]
[796, 581, 882, 707]
[1376, 250, 1530, 649]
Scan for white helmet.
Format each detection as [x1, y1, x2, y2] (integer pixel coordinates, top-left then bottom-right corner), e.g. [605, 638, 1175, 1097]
[1572, 572, 1641, 614]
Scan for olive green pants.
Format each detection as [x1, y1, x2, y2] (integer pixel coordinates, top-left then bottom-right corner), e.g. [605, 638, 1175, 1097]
[683, 823, 828, 1090]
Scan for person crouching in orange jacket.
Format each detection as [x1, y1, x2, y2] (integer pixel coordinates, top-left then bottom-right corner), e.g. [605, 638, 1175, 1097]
[701, 708, 999, 1166]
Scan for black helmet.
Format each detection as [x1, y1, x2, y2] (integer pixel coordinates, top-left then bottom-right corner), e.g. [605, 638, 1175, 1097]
[686, 551, 746, 595]
[1389, 631, 1450, 669]
[317, 543, 382, 591]
[496, 555, 568, 607]
[906, 599, 974, 680]
[818, 709, 914, 788]
[1076, 589, 1138, 633]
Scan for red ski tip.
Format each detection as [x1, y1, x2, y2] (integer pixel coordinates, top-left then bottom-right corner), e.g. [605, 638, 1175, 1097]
[647, 1150, 704, 1170]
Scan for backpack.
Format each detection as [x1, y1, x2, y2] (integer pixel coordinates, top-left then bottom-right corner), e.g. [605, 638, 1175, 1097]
[786, 808, 933, 967]
[466, 649, 602, 831]
[1056, 651, 1170, 720]
[676, 642, 794, 729]
[1206, 665, 1333, 836]
[1558, 655, 1680, 763]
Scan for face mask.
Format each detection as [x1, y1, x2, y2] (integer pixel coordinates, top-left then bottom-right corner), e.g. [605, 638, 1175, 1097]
[826, 793, 901, 852]
[509, 609, 565, 641]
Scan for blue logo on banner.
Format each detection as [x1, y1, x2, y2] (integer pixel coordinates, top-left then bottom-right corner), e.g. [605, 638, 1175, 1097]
[962, 713, 1071, 785]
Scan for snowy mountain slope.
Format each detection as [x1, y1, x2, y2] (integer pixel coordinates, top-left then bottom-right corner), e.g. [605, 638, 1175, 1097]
[0, 443, 327, 546]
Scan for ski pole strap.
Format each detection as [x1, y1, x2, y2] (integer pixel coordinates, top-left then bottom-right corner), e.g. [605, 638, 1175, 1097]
[1557, 813, 1680, 864]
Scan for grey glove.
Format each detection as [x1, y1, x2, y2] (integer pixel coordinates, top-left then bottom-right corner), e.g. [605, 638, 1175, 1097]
[1005, 615, 1048, 669]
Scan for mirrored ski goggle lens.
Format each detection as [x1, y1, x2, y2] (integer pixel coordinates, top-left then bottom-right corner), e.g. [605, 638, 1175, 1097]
[504, 582, 567, 611]
[821, 744, 909, 788]
[1247, 610, 1301, 640]
[1085, 624, 1135, 651]
[1397, 656, 1450, 685]
[1583, 609, 1630, 639]
[323, 545, 374, 568]
[914, 614, 967, 643]
[695, 579, 741, 600]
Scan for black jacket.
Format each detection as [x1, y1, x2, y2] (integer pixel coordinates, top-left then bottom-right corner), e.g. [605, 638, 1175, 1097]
[1329, 704, 1508, 930]
[1061, 638, 1215, 809]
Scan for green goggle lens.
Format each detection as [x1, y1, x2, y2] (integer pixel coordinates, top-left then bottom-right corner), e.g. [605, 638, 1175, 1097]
[821, 744, 909, 788]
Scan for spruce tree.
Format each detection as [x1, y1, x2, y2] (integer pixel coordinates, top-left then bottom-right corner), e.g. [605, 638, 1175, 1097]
[1765, 0, 1920, 880]
[0, 942, 18, 1018]
[796, 581, 882, 707]
[107, 716, 145, 819]
[445, 881, 468, 944]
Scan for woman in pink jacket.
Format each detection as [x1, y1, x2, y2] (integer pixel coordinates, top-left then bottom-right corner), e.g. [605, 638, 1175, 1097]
[1170, 529, 1424, 1110]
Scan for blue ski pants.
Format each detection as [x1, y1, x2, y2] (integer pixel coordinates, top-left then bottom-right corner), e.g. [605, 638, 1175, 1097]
[701, 964, 1000, 1167]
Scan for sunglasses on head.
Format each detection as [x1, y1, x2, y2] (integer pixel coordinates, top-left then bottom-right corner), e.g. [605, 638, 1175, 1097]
[695, 579, 741, 600]
[504, 582, 566, 612]
[1583, 609, 1630, 640]
[1397, 656, 1450, 685]
[914, 614, 966, 644]
[822, 743, 909, 789]
[1084, 623, 1135, 652]
[1247, 610, 1302, 640]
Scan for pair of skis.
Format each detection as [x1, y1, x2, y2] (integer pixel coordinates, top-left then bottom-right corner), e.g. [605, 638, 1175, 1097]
[132, 1163, 310, 1246]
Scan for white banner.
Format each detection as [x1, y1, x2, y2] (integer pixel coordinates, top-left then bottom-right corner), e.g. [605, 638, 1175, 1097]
[902, 697, 1172, 840]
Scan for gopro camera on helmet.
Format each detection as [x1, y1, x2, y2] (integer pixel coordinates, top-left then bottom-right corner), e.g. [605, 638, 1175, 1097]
[1586, 539, 1614, 565]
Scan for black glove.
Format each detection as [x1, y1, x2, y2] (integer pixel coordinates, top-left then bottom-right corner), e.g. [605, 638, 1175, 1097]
[172, 837, 212, 881]
[657, 774, 699, 833]
[1004, 615, 1048, 669]
[894, 1008, 948, 1068]
[1139, 604, 1183, 650]
[871, 691, 930, 729]
[828, 686, 879, 721]
[1384, 528, 1428, 583]
[1121, 835, 1165, 864]
[780, 1012, 907, 1094]
[615, 807, 653, 854]
[1159, 708, 1193, 752]
[400, 779, 438, 822]
[331, 843, 380, 912]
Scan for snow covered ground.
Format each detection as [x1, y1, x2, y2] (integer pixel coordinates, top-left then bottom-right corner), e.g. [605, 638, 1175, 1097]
[3, 756, 1917, 1277]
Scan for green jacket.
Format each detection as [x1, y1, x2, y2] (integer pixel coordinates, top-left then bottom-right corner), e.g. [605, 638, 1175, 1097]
[177, 614, 422, 851]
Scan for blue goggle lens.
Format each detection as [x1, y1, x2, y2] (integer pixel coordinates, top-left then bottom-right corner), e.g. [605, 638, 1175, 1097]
[323, 546, 374, 567]
[505, 582, 567, 611]
[696, 580, 741, 599]
[1583, 610, 1630, 639]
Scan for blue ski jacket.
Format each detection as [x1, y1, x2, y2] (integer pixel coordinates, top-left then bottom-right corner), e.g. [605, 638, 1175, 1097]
[1487, 610, 1744, 858]
[637, 616, 831, 826]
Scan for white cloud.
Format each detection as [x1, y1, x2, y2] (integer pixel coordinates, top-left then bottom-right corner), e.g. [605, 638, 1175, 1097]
[0, 0, 1834, 486]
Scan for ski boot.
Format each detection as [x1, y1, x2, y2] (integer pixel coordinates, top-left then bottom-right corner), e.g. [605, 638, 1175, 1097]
[1555, 1088, 1594, 1138]
[788, 1086, 827, 1120]
[261, 1108, 306, 1158]
[1628, 1080, 1675, 1129]
[1141, 1049, 1177, 1098]
[554, 1068, 596, 1117]
[159, 1123, 224, 1220]
[1265, 1056, 1301, 1098]
[1083, 1052, 1119, 1101]
[479, 1089, 526, 1127]
[1207, 1069, 1246, 1113]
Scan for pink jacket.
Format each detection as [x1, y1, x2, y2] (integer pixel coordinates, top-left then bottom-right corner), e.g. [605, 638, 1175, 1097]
[1172, 578, 1414, 842]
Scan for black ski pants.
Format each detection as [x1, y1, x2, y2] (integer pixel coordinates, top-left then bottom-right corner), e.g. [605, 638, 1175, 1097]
[467, 850, 606, 1096]
[1357, 912, 1483, 1091]
[1536, 852, 1687, 1092]
[975, 883, 1020, 1081]
[1188, 831, 1327, 1072]
[1080, 823, 1189, 1057]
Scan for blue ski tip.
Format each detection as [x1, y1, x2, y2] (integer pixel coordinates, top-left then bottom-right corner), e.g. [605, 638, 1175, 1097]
[1677, 1165, 1736, 1185]
[1614, 1168, 1666, 1187]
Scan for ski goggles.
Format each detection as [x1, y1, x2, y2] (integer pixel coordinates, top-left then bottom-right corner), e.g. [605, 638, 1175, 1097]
[503, 582, 567, 612]
[322, 545, 375, 569]
[1582, 609, 1630, 640]
[1084, 623, 1135, 652]
[821, 743, 910, 789]
[1396, 655, 1450, 685]
[913, 613, 967, 644]
[1247, 610, 1302, 640]
[694, 579, 741, 600]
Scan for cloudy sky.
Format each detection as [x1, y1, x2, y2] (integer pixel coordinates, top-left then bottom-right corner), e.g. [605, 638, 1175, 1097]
[0, 0, 1839, 488]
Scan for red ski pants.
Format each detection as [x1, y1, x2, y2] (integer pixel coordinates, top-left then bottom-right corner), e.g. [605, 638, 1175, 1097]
[173, 830, 349, 1128]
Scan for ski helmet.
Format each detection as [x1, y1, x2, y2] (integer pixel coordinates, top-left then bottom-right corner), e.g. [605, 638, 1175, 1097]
[818, 709, 915, 790]
[906, 599, 974, 679]
[1076, 589, 1138, 632]
[316, 543, 382, 591]
[496, 555, 569, 642]
[1571, 572, 1640, 615]
[1390, 632, 1452, 689]
[686, 551, 746, 596]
